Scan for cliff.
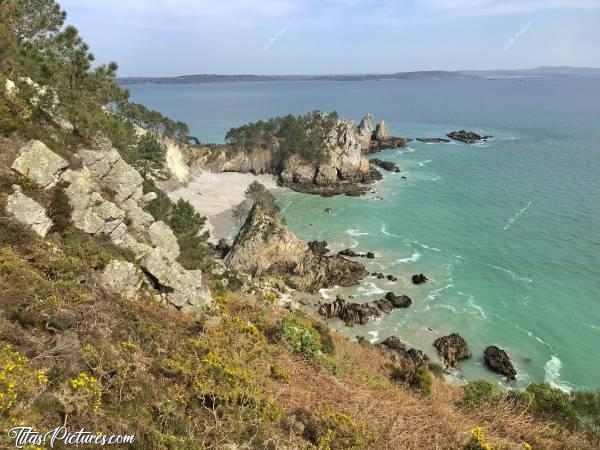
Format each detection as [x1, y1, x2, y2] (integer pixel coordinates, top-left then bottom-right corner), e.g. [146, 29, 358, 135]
[192, 111, 401, 196]
[226, 203, 368, 292]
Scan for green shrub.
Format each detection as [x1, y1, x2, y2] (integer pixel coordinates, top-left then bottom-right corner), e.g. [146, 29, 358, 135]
[314, 404, 377, 450]
[280, 315, 322, 359]
[416, 368, 433, 396]
[462, 380, 502, 408]
[526, 382, 577, 426]
[572, 389, 600, 433]
[311, 320, 335, 355]
[428, 362, 445, 379]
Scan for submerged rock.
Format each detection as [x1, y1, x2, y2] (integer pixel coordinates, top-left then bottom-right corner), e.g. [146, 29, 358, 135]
[433, 333, 472, 370]
[484, 345, 517, 380]
[412, 274, 428, 285]
[447, 130, 492, 144]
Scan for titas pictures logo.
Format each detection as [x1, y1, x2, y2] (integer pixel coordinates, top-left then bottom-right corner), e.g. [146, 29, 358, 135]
[7, 426, 135, 448]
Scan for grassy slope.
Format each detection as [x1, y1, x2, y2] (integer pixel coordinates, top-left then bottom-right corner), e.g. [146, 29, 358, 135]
[0, 142, 595, 448]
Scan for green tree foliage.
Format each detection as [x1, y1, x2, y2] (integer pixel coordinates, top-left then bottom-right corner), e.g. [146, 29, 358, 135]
[118, 101, 190, 141]
[142, 180, 212, 271]
[225, 110, 339, 163]
[244, 180, 280, 216]
[120, 133, 166, 176]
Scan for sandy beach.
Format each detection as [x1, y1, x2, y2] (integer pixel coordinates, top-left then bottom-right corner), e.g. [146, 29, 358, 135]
[166, 171, 280, 242]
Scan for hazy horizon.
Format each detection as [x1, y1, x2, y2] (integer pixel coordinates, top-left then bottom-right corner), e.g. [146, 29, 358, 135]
[60, 0, 600, 77]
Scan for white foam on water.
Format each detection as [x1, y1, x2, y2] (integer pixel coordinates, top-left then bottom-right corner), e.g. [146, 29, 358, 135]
[412, 240, 442, 252]
[380, 223, 400, 238]
[431, 176, 442, 181]
[396, 251, 421, 264]
[459, 292, 488, 320]
[485, 263, 533, 283]
[367, 330, 379, 343]
[349, 239, 359, 249]
[357, 282, 386, 297]
[514, 325, 554, 351]
[504, 200, 533, 231]
[426, 282, 454, 301]
[544, 356, 573, 392]
[418, 159, 433, 167]
[346, 229, 369, 237]
[319, 287, 338, 300]
[589, 324, 600, 331]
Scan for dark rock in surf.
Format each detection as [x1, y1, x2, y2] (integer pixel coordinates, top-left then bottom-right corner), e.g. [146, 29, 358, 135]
[484, 345, 517, 380]
[433, 333, 472, 370]
[412, 274, 428, 285]
[447, 130, 492, 144]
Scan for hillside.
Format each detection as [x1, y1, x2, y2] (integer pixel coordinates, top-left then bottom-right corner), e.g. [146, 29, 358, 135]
[1, 1, 599, 449]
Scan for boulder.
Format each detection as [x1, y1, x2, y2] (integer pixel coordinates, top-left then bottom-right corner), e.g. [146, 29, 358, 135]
[384, 292, 412, 308]
[141, 249, 211, 310]
[416, 137, 450, 143]
[412, 274, 428, 285]
[433, 333, 472, 370]
[387, 274, 397, 282]
[484, 345, 517, 380]
[447, 130, 492, 144]
[378, 336, 430, 368]
[99, 159, 144, 204]
[11, 140, 68, 188]
[366, 252, 375, 259]
[338, 249, 365, 258]
[98, 260, 142, 298]
[6, 186, 53, 237]
[146, 220, 180, 259]
[324, 208, 334, 213]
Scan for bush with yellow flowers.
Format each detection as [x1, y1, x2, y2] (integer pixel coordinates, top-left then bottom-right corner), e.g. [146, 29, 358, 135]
[0, 345, 47, 416]
[65, 373, 102, 414]
[463, 426, 494, 450]
[313, 405, 377, 450]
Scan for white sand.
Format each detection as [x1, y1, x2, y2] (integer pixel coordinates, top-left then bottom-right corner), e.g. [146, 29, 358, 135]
[166, 171, 280, 242]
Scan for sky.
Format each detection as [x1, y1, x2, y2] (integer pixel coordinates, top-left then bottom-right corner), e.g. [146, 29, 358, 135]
[58, 0, 600, 77]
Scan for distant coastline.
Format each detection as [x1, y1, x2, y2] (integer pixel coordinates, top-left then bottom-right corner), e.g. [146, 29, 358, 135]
[118, 66, 600, 85]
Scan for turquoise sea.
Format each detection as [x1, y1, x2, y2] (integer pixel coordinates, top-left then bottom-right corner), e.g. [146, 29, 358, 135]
[128, 78, 600, 390]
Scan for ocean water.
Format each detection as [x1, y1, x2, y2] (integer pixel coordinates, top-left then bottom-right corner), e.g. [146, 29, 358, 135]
[128, 78, 600, 390]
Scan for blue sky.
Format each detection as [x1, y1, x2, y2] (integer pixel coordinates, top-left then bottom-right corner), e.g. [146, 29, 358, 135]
[59, 0, 600, 76]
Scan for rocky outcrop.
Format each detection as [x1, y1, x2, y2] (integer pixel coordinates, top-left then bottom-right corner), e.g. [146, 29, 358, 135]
[447, 130, 492, 144]
[7, 138, 212, 313]
[318, 292, 411, 326]
[6, 186, 53, 237]
[373, 121, 390, 141]
[357, 113, 374, 151]
[433, 333, 472, 370]
[378, 336, 430, 368]
[484, 345, 517, 380]
[369, 158, 400, 173]
[416, 137, 450, 143]
[98, 260, 142, 298]
[412, 274, 428, 285]
[226, 205, 367, 293]
[338, 249, 375, 258]
[11, 140, 69, 188]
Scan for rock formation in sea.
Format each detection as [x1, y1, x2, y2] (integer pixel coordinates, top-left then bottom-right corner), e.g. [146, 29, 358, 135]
[369, 158, 401, 173]
[447, 130, 492, 144]
[484, 345, 517, 380]
[412, 274, 429, 284]
[225, 204, 368, 293]
[433, 333, 472, 370]
[318, 292, 411, 326]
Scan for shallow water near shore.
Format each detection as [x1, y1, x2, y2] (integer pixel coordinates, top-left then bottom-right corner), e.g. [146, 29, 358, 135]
[128, 78, 600, 390]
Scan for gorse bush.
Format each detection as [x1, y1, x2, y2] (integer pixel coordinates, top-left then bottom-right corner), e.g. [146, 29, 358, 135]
[525, 382, 578, 427]
[280, 315, 322, 359]
[462, 380, 502, 408]
[462, 426, 494, 450]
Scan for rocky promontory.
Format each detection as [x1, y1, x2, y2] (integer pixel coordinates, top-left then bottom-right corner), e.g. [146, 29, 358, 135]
[318, 292, 412, 326]
[226, 203, 368, 293]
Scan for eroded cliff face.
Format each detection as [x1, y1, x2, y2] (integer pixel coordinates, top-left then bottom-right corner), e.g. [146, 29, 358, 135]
[191, 113, 385, 196]
[6, 138, 211, 314]
[226, 204, 368, 293]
